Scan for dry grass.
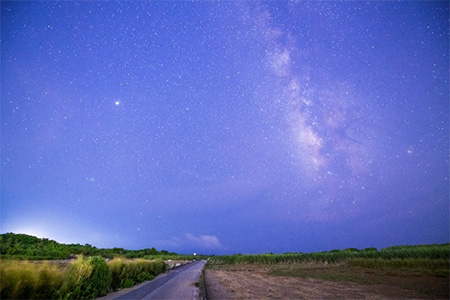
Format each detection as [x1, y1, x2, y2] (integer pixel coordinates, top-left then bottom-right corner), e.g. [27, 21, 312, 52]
[205, 262, 450, 299]
[0, 260, 67, 299]
[0, 257, 166, 299]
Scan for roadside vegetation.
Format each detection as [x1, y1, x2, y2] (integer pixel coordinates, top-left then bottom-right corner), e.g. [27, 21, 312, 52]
[108, 258, 166, 290]
[0, 233, 181, 299]
[0, 256, 166, 299]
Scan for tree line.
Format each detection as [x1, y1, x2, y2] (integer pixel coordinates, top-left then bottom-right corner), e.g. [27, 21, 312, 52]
[0, 233, 176, 260]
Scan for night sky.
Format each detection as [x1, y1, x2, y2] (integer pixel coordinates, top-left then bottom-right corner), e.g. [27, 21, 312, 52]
[1, 1, 449, 255]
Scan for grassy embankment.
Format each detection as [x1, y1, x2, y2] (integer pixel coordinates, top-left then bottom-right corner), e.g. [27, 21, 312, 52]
[0, 256, 166, 299]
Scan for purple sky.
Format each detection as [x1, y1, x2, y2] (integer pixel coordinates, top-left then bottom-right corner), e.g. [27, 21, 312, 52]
[1, 1, 449, 254]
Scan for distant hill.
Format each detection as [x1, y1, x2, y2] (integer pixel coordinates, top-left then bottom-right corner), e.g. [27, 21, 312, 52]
[0, 232, 174, 260]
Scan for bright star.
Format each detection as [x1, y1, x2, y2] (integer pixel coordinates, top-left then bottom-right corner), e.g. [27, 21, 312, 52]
[115, 100, 121, 106]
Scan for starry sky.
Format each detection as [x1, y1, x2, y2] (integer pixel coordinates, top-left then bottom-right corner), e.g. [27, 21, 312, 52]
[1, 1, 449, 254]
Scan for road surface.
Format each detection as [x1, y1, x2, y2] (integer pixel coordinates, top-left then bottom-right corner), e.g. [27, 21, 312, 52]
[98, 260, 206, 300]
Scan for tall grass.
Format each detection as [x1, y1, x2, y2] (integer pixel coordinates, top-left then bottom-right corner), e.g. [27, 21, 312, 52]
[0, 260, 65, 299]
[0, 257, 166, 299]
[208, 243, 450, 265]
[108, 258, 166, 290]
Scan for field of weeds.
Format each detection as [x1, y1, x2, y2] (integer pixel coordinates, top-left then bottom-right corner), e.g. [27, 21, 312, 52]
[205, 244, 449, 299]
[0, 256, 166, 299]
[205, 261, 449, 299]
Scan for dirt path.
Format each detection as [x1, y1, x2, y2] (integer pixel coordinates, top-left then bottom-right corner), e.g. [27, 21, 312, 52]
[205, 264, 449, 299]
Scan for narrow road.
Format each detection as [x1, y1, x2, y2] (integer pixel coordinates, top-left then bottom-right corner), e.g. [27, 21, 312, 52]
[98, 260, 206, 300]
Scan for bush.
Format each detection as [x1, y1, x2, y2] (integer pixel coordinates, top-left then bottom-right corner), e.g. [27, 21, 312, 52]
[61, 256, 111, 299]
[87, 256, 111, 296]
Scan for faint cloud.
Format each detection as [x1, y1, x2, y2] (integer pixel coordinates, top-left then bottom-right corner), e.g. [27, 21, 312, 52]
[185, 233, 221, 249]
[159, 233, 222, 251]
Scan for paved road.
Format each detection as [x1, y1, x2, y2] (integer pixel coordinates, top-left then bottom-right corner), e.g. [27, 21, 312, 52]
[99, 260, 206, 300]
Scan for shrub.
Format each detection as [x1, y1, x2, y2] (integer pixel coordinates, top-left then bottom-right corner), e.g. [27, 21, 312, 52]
[61, 256, 111, 299]
[87, 256, 111, 297]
